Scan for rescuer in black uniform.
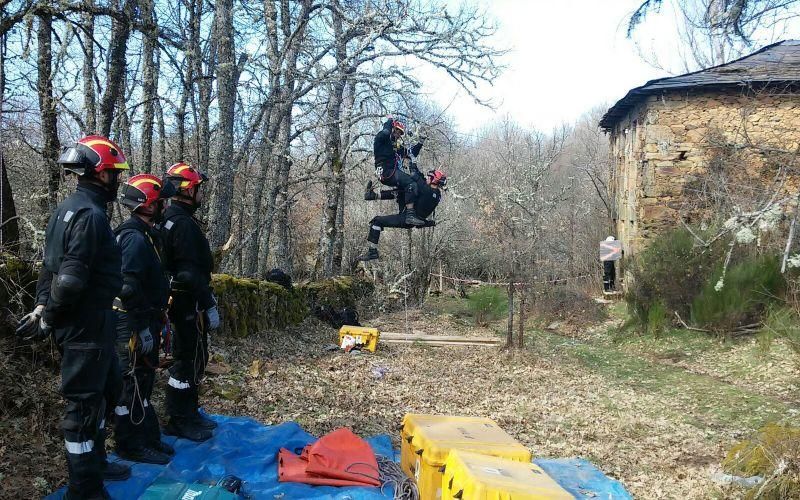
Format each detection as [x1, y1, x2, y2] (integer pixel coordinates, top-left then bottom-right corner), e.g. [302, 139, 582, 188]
[16, 135, 131, 499]
[161, 162, 219, 442]
[358, 169, 447, 262]
[373, 117, 426, 226]
[113, 174, 177, 464]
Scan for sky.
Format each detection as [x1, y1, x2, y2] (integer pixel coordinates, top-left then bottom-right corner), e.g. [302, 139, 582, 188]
[418, 0, 685, 132]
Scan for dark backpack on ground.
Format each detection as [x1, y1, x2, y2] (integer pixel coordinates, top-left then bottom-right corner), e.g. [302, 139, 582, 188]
[314, 305, 361, 329]
[266, 268, 293, 291]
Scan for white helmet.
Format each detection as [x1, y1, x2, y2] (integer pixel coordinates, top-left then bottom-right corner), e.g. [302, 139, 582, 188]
[605, 236, 616, 241]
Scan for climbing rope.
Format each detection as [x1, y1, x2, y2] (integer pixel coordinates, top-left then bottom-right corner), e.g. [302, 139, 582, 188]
[377, 455, 419, 500]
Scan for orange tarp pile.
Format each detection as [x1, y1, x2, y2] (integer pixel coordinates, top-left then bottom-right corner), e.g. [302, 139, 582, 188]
[278, 428, 381, 487]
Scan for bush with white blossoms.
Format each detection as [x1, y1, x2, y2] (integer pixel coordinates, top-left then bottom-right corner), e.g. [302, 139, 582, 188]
[735, 227, 757, 244]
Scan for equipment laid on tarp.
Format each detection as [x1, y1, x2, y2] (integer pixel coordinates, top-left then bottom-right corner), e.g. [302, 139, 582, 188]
[279, 428, 381, 487]
[401, 414, 532, 499]
[442, 449, 574, 500]
[45, 412, 632, 500]
[139, 478, 241, 499]
[339, 325, 380, 352]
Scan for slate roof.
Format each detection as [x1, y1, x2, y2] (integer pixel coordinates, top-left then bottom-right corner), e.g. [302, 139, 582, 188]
[600, 40, 800, 130]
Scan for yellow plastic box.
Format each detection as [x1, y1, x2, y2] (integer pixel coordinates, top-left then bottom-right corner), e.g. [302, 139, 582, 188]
[400, 414, 532, 500]
[338, 325, 380, 352]
[441, 449, 574, 500]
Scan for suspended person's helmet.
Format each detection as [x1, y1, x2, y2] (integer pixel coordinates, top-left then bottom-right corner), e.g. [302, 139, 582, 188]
[120, 174, 177, 212]
[165, 162, 208, 191]
[427, 169, 447, 188]
[392, 119, 406, 135]
[57, 135, 129, 177]
[606, 236, 616, 241]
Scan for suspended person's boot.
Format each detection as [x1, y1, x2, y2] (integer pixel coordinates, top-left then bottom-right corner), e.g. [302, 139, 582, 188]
[364, 180, 377, 201]
[404, 207, 426, 227]
[116, 446, 171, 465]
[163, 418, 212, 442]
[357, 248, 379, 262]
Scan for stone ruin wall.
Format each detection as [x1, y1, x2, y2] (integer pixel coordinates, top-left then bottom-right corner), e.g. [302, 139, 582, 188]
[611, 87, 800, 256]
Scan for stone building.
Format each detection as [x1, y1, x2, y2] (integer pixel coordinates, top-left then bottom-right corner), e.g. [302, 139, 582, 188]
[600, 40, 800, 257]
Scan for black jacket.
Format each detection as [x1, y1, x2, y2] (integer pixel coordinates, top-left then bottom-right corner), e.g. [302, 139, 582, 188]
[414, 180, 442, 219]
[161, 201, 215, 309]
[373, 119, 423, 171]
[35, 182, 122, 323]
[114, 215, 170, 331]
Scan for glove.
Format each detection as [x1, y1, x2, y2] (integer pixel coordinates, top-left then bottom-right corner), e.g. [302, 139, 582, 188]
[136, 327, 154, 355]
[15, 305, 44, 338]
[206, 306, 220, 330]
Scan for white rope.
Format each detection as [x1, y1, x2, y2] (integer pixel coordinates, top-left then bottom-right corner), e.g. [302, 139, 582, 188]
[377, 455, 419, 500]
[429, 272, 595, 287]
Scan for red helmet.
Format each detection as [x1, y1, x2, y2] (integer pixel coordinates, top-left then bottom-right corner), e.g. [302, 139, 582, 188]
[58, 135, 129, 176]
[120, 174, 177, 212]
[165, 162, 208, 190]
[392, 119, 406, 134]
[427, 169, 447, 187]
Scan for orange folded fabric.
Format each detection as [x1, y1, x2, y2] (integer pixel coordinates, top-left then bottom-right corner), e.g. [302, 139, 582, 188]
[277, 428, 380, 487]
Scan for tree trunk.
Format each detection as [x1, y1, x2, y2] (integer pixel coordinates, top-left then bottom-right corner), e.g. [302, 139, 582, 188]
[98, 0, 131, 137]
[37, 12, 59, 209]
[207, 0, 236, 250]
[155, 93, 166, 168]
[332, 171, 346, 273]
[81, 5, 97, 133]
[517, 285, 526, 348]
[176, 74, 189, 161]
[190, 0, 212, 169]
[506, 281, 516, 347]
[274, 117, 293, 273]
[139, 0, 157, 171]
[113, 75, 132, 165]
[315, 2, 346, 278]
[0, 30, 17, 251]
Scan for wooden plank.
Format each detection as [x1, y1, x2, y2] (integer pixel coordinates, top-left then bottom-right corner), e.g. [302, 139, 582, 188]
[381, 332, 499, 344]
[381, 339, 500, 347]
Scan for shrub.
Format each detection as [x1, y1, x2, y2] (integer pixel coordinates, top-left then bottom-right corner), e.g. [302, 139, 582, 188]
[625, 227, 720, 332]
[691, 254, 785, 333]
[466, 286, 508, 326]
[533, 285, 607, 326]
[723, 423, 800, 499]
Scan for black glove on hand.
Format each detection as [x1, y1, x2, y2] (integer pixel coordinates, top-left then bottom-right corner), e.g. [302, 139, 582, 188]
[15, 305, 51, 341]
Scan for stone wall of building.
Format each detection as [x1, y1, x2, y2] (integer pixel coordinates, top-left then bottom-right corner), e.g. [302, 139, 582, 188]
[610, 87, 800, 256]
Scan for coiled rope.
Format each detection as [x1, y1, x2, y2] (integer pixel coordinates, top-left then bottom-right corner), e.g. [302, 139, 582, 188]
[377, 455, 419, 500]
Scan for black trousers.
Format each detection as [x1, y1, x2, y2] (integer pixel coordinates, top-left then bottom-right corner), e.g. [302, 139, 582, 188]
[114, 312, 162, 451]
[379, 165, 418, 207]
[164, 292, 208, 420]
[367, 213, 434, 244]
[603, 260, 616, 291]
[56, 307, 121, 498]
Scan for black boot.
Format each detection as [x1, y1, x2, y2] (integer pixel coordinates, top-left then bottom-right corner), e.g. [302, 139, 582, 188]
[189, 411, 218, 430]
[150, 439, 175, 456]
[65, 487, 111, 500]
[404, 207, 426, 227]
[103, 460, 132, 481]
[364, 180, 377, 201]
[357, 248, 379, 262]
[116, 446, 171, 465]
[163, 418, 212, 442]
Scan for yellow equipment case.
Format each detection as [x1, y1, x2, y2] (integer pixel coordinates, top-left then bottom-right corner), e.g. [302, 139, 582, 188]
[400, 414, 532, 500]
[338, 325, 380, 352]
[441, 449, 574, 500]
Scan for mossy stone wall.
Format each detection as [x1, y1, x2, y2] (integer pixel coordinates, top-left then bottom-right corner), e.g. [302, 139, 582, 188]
[0, 255, 373, 338]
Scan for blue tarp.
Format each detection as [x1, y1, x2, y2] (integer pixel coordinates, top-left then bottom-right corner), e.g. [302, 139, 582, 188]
[47, 413, 632, 499]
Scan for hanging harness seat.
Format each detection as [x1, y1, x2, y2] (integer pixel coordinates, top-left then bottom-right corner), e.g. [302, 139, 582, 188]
[277, 428, 381, 487]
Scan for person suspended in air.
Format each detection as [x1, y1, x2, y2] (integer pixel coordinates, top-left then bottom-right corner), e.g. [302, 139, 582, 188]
[357, 169, 447, 262]
[372, 116, 427, 226]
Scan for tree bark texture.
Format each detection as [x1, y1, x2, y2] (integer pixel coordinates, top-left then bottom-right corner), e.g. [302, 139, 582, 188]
[81, 6, 97, 133]
[139, 0, 157, 171]
[37, 13, 60, 209]
[207, 0, 236, 249]
[98, 0, 131, 137]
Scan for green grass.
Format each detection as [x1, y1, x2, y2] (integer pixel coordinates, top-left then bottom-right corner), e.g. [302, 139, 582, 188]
[529, 328, 795, 431]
